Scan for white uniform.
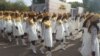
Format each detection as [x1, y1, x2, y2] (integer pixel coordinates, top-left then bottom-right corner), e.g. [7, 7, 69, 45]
[91, 27, 99, 56]
[76, 17, 80, 30]
[80, 28, 92, 56]
[0, 19, 3, 30]
[27, 24, 38, 41]
[68, 17, 74, 34]
[72, 19, 77, 34]
[37, 20, 42, 37]
[51, 19, 56, 33]
[97, 23, 100, 38]
[0, 19, 6, 31]
[12, 20, 24, 36]
[5, 20, 13, 33]
[63, 20, 69, 37]
[79, 18, 85, 31]
[43, 24, 53, 47]
[22, 21, 27, 34]
[56, 22, 65, 40]
[97, 23, 100, 30]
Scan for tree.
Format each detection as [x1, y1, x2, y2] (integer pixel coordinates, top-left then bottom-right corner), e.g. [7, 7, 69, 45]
[83, 0, 100, 13]
[33, 0, 45, 4]
[69, 2, 83, 8]
[0, 0, 29, 11]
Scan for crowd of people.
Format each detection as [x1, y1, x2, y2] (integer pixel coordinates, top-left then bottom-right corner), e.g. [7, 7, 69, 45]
[0, 11, 100, 56]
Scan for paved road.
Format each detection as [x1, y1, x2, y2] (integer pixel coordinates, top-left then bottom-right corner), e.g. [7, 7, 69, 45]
[0, 32, 83, 56]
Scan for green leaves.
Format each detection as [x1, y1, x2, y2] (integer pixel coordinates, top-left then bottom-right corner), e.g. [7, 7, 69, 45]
[69, 2, 83, 8]
[0, 0, 29, 11]
[83, 0, 100, 13]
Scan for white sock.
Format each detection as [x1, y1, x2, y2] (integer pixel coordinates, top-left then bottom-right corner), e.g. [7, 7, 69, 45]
[63, 37, 66, 44]
[2, 33, 5, 38]
[8, 36, 12, 42]
[61, 42, 66, 50]
[46, 51, 52, 56]
[31, 45, 37, 54]
[16, 38, 19, 45]
[40, 46, 45, 54]
[22, 39, 27, 46]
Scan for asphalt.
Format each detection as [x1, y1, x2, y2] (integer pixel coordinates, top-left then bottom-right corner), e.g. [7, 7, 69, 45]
[0, 32, 83, 56]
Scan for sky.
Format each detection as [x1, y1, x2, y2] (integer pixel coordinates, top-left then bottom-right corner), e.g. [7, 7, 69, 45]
[6, 0, 32, 6]
[7, 0, 83, 6]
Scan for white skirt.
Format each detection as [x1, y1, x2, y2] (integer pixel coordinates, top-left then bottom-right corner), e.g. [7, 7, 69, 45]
[56, 24, 65, 40]
[92, 38, 99, 56]
[80, 33, 92, 56]
[44, 27, 53, 47]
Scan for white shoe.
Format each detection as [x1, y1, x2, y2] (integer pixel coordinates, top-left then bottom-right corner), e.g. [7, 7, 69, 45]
[16, 39, 19, 45]
[2, 34, 5, 38]
[40, 47, 45, 54]
[33, 50, 37, 54]
[8, 36, 12, 42]
[62, 47, 66, 50]
[46, 51, 52, 56]
[61, 43, 66, 50]
[22, 39, 27, 46]
[31, 45, 37, 54]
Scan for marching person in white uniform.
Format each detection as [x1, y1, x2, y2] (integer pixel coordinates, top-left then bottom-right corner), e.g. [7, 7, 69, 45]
[89, 22, 99, 56]
[36, 15, 43, 41]
[62, 14, 70, 38]
[67, 14, 75, 39]
[80, 15, 95, 56]
[12, 13, 24, 45]
[40, 15, 53, 56]
[78, 15, 85, 32]
[55, 14, 65, 50]
[51, 13, 57, 38]
[62, 14, 70, 44]
[0, 12, 7, 38]
[4, 13, 13, 42]
[0, 11, 5, 38]
[21, 13, 29, 46]
[75, 15, 80, 31]
[26, 14, 38, 54]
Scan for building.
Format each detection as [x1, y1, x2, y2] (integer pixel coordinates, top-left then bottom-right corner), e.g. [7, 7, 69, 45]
[78, 7, 84, 14]
[31, 0, 71, 13]
[83, 0, 100, 13]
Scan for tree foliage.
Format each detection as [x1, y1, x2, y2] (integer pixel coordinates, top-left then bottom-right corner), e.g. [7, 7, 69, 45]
[69, 2, 83, 8]
[0, 0, 29, 11]
[83, 0, 100, 13]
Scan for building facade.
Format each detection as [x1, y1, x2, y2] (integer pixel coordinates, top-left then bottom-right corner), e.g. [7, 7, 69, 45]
[31, 0, 71, 13]
[83, 0, 100, 13]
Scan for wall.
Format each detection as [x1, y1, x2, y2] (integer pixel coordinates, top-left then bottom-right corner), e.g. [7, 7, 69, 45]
[31, 0, 71, 13]
[49, 0, 71, 13]
[32, 0, 49, 12]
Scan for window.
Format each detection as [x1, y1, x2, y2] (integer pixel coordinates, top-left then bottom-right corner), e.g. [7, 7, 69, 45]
[33, 0, 45, 4]
[59, 0, 66, 2]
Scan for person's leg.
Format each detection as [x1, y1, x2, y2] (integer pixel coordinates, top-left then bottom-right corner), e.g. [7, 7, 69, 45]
[38, 35, 42, 44]
[15, 36, 19, 45]
[7, 33, 12, 42]
[21, 35, 27, 46]
[1, 30, 5, 38]
[61, 39, 66, 50]
[40, 40, 45, 54]
[31, 41, 37, 54]
[46, 47, 52, 56]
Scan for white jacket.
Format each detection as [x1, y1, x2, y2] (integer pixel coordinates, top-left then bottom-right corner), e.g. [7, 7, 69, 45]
[56, 22, 65, 40]
[27, 24, 38, 41]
